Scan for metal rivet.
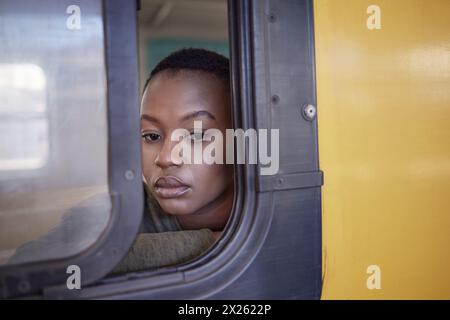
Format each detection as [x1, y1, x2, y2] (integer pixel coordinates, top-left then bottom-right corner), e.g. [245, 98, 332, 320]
[271, 95, 280, 105]
[277, 178, 284, 186]
[124, 170, 135, 181]
[302, 104, 317, 121]
[268, 13, 276, 22]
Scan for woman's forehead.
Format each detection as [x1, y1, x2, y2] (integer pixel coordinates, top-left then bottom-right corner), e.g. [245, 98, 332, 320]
[145, 70, 227, 99]
[141, 71, 230, 121]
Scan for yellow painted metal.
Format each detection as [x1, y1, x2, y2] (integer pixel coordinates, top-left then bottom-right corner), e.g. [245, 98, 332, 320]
[314, 0, 450, 299]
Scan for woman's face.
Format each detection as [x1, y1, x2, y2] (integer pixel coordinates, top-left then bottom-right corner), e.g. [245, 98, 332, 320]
[141, 70, 233, 218]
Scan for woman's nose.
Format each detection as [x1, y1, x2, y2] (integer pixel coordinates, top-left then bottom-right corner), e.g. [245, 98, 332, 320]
[154, 139, 180, 168]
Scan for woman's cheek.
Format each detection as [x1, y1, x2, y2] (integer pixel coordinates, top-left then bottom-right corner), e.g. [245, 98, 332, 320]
[141, 146, 156, 172]
[199, 164, 228, 196]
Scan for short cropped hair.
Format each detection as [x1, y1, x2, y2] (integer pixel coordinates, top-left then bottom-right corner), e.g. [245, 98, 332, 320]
[143, 48, 229, 92]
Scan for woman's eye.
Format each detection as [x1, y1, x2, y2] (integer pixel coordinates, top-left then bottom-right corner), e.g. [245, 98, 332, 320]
[142, 132, 161, 143]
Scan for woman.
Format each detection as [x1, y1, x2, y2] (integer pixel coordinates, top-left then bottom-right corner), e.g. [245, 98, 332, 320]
[112, 48, 234, 273]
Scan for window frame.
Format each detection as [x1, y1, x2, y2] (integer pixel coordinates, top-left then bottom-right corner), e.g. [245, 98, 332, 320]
[41, 0, 292, 300]
[2, 0, 322, 300]
[39, 0, 263, 299]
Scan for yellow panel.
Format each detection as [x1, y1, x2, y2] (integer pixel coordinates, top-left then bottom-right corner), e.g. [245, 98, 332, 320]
[314, 0, 450, 299]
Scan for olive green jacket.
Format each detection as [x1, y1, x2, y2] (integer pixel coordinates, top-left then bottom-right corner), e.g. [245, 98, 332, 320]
[8, 187, 215, 274]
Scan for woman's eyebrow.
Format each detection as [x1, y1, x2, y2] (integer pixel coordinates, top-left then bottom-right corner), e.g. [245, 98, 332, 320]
[141, 114, 160, 124]
[181, 110, 216, 122]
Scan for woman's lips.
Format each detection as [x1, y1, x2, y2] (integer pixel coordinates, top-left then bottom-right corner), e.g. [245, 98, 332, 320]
[154, 176, 191, 199]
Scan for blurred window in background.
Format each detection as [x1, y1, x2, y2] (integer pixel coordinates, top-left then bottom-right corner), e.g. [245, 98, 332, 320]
[138, 0, 229, 91]
[0, 0, 111, 266]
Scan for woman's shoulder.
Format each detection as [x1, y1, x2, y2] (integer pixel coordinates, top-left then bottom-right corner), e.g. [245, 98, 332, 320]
[111, 229, 215, 274]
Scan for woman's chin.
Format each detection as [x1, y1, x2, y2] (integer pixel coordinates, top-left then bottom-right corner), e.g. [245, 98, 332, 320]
[158, 199, 194, 216]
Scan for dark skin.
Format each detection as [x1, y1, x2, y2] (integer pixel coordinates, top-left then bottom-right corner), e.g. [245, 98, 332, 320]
[141, 70, 234, 239]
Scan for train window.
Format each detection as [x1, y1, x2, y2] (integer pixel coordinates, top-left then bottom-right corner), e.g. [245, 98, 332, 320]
[106, 0, 233, 274]
[0, 0, 110, 266]
[0, 0, 235, 297]
[0, 0, 143, 298]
